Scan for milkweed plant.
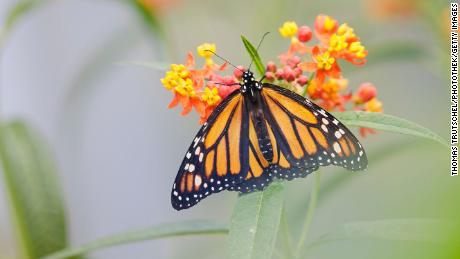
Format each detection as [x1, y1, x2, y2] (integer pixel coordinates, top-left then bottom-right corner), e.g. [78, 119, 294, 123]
[0, 2, 454, 258]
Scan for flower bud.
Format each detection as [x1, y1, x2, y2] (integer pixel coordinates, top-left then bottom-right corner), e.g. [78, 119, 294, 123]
[283, 67, 296, 82]
[287, 56, 301, 68]
[297, 26, 312, 42]
[356, 82, 377, 103]
[294, 67, 302, 77]
[266, 61, 277, 73]
[297, 75, 309, 86]
[265, 71, 275, 82]
[275, 68, 284, 79]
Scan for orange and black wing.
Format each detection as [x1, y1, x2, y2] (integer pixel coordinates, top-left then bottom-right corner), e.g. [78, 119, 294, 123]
[262, 83, 367, 171]
[171, 91, 250, 210]
[236, 83, 367, 192]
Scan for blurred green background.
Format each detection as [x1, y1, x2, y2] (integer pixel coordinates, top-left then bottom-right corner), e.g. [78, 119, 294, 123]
[0, 0, 457, 258]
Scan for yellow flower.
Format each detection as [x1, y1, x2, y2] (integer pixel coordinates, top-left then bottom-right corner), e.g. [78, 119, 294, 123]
[279, 21, 298, 38]
[349, 41, 367, 58]
[323, 16, 337, 32]
[197, 43, 216, 65]
[328, 34, 348, 52]
[365, 98, 383, 112]
[201, 87, 221, 106]
[323, 78, 348, 94]
[161, 64, 191, 91]
[337, 23, 356, 39]
[315, 51, 335, 70]
[174, 78, 196, 97]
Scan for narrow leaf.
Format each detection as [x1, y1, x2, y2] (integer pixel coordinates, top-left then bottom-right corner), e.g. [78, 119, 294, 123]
[227, 182, 284, 259]
[241, 35, 265, 77]
[0, 121, 68, 258]
[332, 111, 447, 146]
[41, 220, 228, 259]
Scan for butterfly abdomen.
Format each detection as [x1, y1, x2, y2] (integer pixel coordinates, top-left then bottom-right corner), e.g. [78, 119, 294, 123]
[254, 115, 274, 163]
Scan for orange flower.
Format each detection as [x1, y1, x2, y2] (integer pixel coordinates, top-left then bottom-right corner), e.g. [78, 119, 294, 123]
[299, 47, 341, 83]
[314, 14, 339, 41]
[161, 60, 204, 116]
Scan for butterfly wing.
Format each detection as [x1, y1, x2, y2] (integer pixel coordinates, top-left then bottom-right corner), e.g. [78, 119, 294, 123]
[262, 83, 367, 171]
[171, 91, 250, 210]
[236, 83, 367, 192]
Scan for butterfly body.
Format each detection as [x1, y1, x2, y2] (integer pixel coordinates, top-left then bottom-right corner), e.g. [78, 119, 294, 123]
[171, 70, 367, 210]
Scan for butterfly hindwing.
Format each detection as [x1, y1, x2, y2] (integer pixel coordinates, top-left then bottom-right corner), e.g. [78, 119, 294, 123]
[171, 91, 250, 210]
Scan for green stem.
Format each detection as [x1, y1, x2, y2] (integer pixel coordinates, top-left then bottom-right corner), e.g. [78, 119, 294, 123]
[295, 172, 321, 258]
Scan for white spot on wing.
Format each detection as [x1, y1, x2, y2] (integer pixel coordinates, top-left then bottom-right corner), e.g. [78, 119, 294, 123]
[194, 175, 202, 186]
[335, 131, 342, 139]
[333, 142, 342, 153]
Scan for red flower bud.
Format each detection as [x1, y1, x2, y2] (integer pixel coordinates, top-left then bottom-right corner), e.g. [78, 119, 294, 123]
[266, 61, 277, 73]
[275, 68, 284, 79]
[283, 67, 296, 82]
[356, 82, 377, 103]
[287, 56, 301, 68]
[265, 71, 275, 82]
[297, 75, 309, 86]
[294, 67, 302, 77]
[297, 26, 312, 42]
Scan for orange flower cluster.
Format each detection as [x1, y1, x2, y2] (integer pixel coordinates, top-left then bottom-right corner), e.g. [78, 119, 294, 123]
[161, 15, 383, 136]
[161, 43, 239, 123]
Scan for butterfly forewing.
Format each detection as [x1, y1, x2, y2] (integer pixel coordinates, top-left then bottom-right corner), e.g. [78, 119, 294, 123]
[171, 92, 250, 210]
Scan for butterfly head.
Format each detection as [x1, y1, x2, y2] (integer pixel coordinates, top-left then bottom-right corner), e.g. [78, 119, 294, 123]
[240, 70, 262, 94]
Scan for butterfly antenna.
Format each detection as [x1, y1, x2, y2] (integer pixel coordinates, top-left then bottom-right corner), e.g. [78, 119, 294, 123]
[248, 31, 270, 71]
[205, 50, 244, 72]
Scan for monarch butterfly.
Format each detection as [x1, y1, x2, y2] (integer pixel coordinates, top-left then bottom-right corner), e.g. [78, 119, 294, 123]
[171, 70, 367, 210]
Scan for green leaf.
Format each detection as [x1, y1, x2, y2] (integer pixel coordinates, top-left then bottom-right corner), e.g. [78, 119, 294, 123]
[0, 120, 69, 258]
[305, 219, 457, 253]
[41, 220, 228, 259]
[241, 35, 265, 77]
[332, 111, 448, 146]
[227, 182, 284, 259]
